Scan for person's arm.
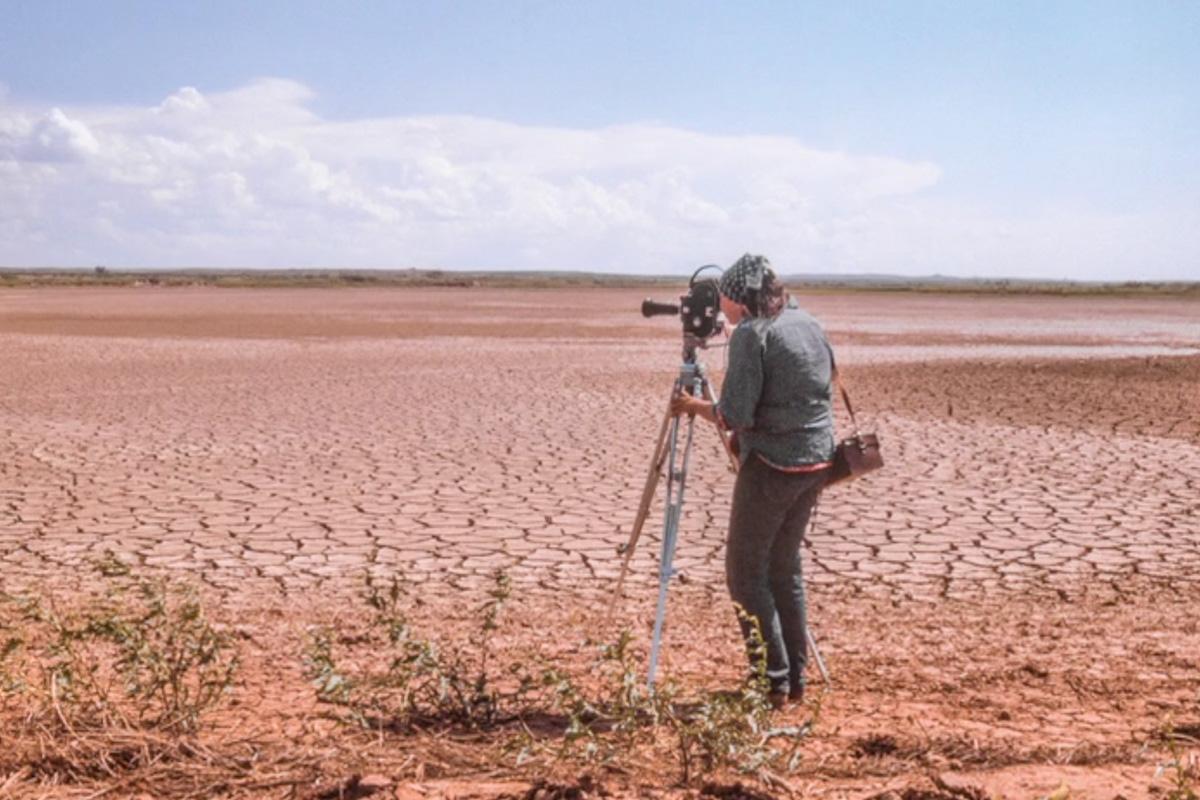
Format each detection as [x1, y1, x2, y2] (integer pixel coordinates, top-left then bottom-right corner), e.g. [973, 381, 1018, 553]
[713, 324, 763, 431]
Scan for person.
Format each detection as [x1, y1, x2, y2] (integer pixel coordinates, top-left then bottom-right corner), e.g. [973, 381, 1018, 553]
[670, 253, 835, 707]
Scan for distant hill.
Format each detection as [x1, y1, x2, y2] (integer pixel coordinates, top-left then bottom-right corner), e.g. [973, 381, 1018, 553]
[1, 267, 1197, 295]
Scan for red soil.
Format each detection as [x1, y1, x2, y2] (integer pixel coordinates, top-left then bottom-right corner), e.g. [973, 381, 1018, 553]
[1, 286, 1198, 798]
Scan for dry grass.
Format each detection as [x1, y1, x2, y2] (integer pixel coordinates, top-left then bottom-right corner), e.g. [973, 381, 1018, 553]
[3, 567, 1199, 798]
[1, 566, 797, 798]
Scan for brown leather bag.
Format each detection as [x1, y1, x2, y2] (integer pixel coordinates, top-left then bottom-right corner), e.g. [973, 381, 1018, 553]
[826, 367, 883, 487]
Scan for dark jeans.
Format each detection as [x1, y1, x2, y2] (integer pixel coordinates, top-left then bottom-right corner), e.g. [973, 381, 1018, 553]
[725, 456, 827, 694]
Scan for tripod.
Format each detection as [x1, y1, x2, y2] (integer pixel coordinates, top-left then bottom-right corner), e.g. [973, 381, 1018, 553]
[612, 336, 831, 689]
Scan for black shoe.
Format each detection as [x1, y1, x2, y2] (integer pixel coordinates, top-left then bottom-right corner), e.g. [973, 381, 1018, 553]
[767, 690, 789, 710]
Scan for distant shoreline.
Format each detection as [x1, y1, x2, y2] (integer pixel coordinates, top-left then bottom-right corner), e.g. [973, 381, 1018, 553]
[1, 267, 1197, 296]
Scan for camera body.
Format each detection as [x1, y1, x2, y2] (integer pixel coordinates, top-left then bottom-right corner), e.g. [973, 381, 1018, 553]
[678, 278, 722, 339]
[641, 267, 724, 342]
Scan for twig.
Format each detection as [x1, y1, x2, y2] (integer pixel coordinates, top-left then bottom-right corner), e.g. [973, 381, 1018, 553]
[0, 767, 32, 797]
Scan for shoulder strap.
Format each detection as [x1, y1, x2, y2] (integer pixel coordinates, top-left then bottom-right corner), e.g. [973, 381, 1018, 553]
[825, 344, 861, 437]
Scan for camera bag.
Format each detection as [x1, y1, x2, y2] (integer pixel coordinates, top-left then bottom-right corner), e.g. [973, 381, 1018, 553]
[826, 364, 883, 487]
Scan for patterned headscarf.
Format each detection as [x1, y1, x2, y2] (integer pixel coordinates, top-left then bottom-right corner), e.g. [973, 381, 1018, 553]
[719, 253, 774, 307]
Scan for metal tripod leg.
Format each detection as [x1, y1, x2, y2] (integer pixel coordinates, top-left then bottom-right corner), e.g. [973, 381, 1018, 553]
[806, 626, 830, 685]
[612, 364, 727, 604]
[608, 384, 678, 617]
[647, 368, 702, 688]
[803, 495, 832, 685]
[647, 416, 684, 687]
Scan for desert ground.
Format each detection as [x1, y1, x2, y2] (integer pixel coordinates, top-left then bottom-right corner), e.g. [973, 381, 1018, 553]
[1, 285, 1198, 799]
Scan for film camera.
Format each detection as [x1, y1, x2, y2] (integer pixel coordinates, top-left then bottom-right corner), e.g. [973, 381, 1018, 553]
[640, 264, 724, 341]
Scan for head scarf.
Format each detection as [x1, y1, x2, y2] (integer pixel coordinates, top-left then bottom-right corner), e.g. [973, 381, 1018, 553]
[719, 253, 774, 308]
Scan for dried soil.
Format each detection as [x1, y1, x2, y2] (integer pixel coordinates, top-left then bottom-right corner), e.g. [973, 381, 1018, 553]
[1, 286, 1198, 799]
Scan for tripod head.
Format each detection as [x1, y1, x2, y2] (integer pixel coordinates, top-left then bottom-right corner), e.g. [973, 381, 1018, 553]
[680, 333, 708, 367]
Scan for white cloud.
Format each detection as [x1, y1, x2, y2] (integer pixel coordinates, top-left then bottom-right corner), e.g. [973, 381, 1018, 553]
[156, 86, 211, 116]
[0, 79, 1193, 278]
[0, 107, 101, 162]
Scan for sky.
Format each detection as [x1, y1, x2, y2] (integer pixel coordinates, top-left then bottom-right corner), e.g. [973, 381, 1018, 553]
[1, 1, 1197, 280]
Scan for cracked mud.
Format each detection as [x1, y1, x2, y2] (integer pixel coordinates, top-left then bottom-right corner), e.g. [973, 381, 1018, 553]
[2, 287, 1197, 601]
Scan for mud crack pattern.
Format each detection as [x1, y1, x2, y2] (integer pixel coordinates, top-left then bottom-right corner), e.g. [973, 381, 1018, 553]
[1, 287, 1197, 599]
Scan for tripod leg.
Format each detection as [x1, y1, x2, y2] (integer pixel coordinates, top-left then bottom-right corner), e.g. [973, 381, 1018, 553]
[608, 390, 675, 613]
[806, 626, 831, 685]
[802, 495, 832, 684]
[648, 411, 695, 689]
[700, 378, 739, 473]
[646, 499, 679, 688]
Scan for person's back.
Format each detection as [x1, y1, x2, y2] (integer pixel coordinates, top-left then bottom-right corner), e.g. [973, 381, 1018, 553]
[724, 305, 836, 469]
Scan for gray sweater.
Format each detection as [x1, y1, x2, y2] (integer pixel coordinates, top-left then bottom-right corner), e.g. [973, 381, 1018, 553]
[716, 306, 836, 469]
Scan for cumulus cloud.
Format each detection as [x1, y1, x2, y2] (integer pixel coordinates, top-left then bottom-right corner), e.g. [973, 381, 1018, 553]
[156, 86, 211, 116]
[0, 107, 101, 162]
[0, 78, 1191, 278]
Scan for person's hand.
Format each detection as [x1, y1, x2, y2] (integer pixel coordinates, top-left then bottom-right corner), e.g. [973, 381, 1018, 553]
[670, 392, 695, 417]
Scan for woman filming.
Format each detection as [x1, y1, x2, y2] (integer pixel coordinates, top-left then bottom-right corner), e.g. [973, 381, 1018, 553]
[670, 253, 835, 707]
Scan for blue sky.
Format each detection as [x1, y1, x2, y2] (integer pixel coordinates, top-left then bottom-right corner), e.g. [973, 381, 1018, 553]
[1, 1, 1197, 279]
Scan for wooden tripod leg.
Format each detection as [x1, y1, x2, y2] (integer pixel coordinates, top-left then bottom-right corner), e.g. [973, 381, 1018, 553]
[608, 394, 675, 612]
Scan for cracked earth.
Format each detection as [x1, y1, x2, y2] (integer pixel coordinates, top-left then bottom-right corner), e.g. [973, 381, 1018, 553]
[2, 286, 1200, 799]
[2, 287, 1197, 601]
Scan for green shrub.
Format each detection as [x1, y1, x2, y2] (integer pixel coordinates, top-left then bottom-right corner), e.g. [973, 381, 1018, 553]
[304, 569, 526, 730]
[0, 554, 238, 733]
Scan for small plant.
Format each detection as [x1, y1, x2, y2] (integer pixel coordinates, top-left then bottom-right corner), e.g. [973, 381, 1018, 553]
[305, 569, 525, 730]
[665, 608, 786, 784]
[539, 628, 668, 765]
[0, 595, 35, 695]
[519, 610, 801, 785]
[0, 554, 239, 733]
[596, 628, 659, 733]
[303, 575, 807, 788]
[1156, 718, 1199, 800]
